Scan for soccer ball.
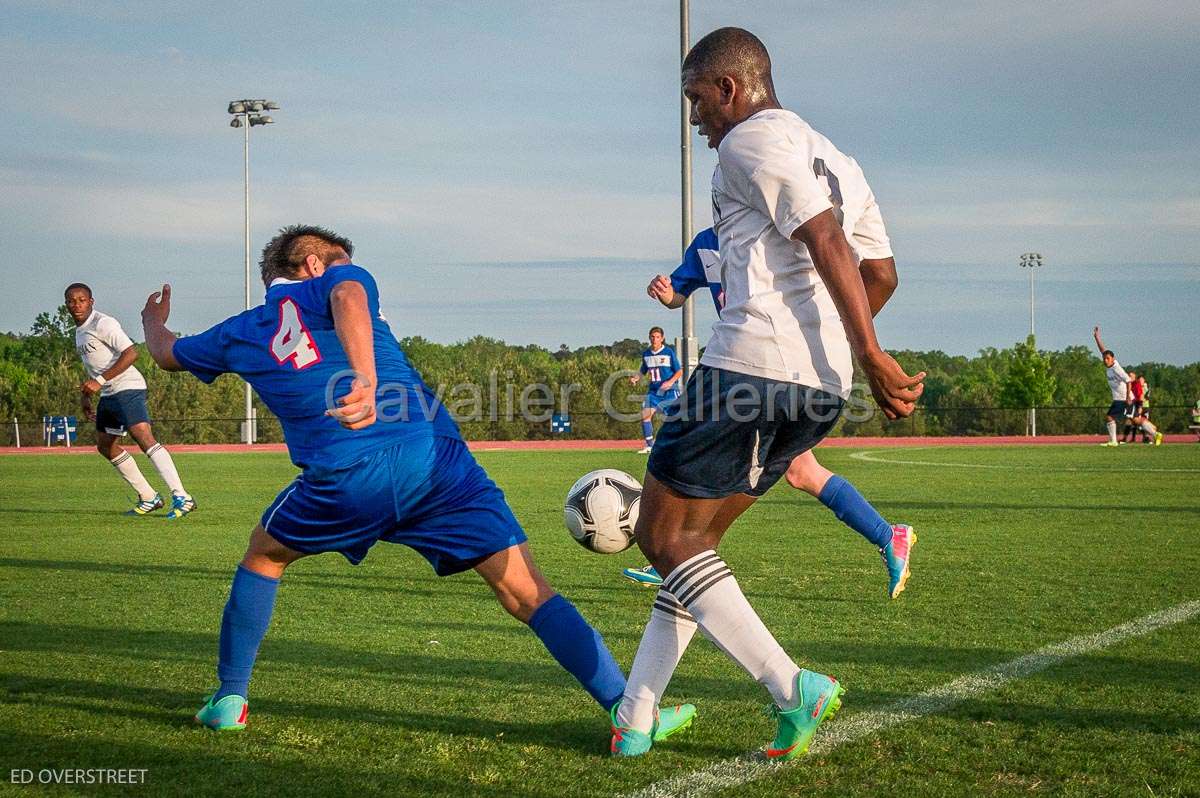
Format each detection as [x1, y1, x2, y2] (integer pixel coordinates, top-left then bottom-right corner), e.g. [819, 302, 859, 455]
[563, 469, 641, 554]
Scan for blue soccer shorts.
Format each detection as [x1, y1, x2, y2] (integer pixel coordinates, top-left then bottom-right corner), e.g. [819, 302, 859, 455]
[648, 365, 844, 499]
[260, 436, 526, 574]
[95, 389, 151, 435]
[643, 388, 681, 414]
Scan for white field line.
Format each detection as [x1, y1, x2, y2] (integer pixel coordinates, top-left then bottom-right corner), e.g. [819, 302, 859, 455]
[628, 599, 1200, 798]
[849, 448, 1200, 473]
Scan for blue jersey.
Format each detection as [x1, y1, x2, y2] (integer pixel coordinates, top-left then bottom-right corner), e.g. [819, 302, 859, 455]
[669, 227, 723, 314]
[173, 264, 458, 470]
[641, 345, 681, 393]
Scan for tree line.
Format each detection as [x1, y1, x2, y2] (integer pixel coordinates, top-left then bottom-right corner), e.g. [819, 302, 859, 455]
[1, 306, 1196, 445]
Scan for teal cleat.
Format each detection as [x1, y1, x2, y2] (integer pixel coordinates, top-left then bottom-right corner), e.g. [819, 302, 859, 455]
[194, 693, 248, 731]
[653, 702, 696, 741]
[622, 565, 663, 587]
[166, 494, 197, 519]
[125, 493, 164, 516]
[881, 524, 916, 599]
[765, 670, 844, 760]
[610, 700, 698, 755]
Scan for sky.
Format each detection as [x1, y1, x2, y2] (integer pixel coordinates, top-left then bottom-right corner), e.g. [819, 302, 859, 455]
[0, 0, 1197, 363]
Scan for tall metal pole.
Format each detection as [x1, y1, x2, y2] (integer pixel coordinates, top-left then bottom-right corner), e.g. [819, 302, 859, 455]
[1019, 252, 1042, 437]
[679, 0, 696, 382]
[243, 122, 254, 445]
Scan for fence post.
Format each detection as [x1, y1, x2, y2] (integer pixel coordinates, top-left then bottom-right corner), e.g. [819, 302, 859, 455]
[12, 417, 18, 448]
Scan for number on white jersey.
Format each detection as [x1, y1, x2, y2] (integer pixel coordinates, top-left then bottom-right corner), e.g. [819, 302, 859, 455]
[270, 298, 321, 369]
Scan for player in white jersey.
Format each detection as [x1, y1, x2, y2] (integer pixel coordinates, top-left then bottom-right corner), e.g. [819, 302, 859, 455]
[611, 28, 924, 759]
[66, 283, 196, 517]
[1092, 326, 1161, 446]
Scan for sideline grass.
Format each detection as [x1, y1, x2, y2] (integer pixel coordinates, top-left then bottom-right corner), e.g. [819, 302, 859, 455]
[1, 445, 1198, 796]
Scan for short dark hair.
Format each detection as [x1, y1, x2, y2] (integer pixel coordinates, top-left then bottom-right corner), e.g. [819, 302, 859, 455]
[649, 326, 665, 337]
[64, 282, 92, 298]
[683, 27, 774, 93]
[259, 224, 354, 285]
[1103, 350, 1115, 358]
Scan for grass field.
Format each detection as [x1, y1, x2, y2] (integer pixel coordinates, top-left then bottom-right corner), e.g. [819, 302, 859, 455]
[2, 444, 1199, 797]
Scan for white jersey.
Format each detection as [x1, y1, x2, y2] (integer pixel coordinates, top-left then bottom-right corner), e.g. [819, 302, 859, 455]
[701, 109, 892, 398]
[75, 310, 146, 396]
[1106, 359, 1130, 401]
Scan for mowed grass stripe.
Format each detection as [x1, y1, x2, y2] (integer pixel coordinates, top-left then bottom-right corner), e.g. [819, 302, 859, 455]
[850, 447, 1200, 473]
[630, 598, 1200, 798]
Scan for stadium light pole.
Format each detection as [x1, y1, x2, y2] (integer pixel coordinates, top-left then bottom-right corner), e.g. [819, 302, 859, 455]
[1019, 252, 1043, 436]
[679, 0, 697, 383]
[228, 99, 279, 445]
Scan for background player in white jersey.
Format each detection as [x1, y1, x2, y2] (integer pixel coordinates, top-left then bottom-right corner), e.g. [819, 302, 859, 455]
[611, 28, 925, 759]
[65, 283, 195, 517]
[624, 229, 915, 597]
[1093, 325, 1161, 446]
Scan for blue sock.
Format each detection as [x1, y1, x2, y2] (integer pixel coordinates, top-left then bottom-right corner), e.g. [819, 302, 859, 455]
[214, 565, 280, 701]
[641, 419, 654, 445]
[528, 594, 626, 711]
[818, 475, 894, 549]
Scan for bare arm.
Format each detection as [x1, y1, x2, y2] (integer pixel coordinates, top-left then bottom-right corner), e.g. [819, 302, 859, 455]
[859, 257, 897, 318]
[80, 345, 142, 396]
[1093, 326, 1106, 355]
[326, 280, 377, 429]
[141, 285, 183, 371]
[792, 210, 924, 419]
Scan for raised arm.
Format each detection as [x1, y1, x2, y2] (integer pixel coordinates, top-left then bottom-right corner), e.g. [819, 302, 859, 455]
[859, 257, 897, 318]
[793, 210, 924, 419]
[141, 284, 183, 371]
[1093, 326, 1107, 355]
[326, 280, 377, 429]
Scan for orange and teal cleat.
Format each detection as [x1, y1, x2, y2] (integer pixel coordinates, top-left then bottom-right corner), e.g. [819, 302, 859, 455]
[609, 700, 697, 756]
[194, 693, 248, 731]
[881, 524, 916, 599]
[764, 670, 844, 760]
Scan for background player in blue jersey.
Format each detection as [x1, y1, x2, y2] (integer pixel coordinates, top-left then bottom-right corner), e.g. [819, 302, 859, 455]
[140, 224, 694, 741]
[622, 227, 915, 599]
[629, 327, 682, 453]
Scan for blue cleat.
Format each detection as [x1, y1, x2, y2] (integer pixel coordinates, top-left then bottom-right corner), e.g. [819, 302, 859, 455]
[125, 493, 164, 516]
[166, 494, 197, 519]
[622, 565, 663, 587]
[194, 693, 248, 731]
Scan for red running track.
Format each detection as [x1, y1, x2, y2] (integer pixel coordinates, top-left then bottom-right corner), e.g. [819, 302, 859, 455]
[2, 434, 1195, 455]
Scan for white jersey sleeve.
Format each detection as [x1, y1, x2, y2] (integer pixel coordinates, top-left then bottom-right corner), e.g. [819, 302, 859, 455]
[98, 316, 135, 353]
[849, 190, 893, 260]
[720, 132, 833, 240]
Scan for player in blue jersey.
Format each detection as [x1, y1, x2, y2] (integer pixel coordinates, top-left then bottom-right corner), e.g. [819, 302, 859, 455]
[629, 327, 682, 453]
[140, 224, 694, 740]
[622, 227, 915, 599]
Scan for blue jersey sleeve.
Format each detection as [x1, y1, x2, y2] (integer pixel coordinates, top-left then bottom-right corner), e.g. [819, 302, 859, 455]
[640, 350, 649, 375]
[669, 249, 708, 299]
[293, 264, 381, 319]
[173, 321, 230, 384]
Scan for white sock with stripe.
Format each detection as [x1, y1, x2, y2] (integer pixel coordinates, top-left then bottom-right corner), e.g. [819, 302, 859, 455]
[145, 443, 187, 497]
[1141, 419, 1158, 436]
[664, 550, 801, 710]
[1107, 419, 1117, 443]
[109, 451, 156, 501]
[615, 589, 698, 733]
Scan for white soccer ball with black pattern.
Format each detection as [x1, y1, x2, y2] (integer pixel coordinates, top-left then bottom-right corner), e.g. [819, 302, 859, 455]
[563, 469, 641, 554]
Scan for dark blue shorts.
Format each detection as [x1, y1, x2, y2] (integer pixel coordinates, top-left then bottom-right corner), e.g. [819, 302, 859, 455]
[96, 389, 151, 435]
[261, 436, 526, 574]
[648, 365, 844, 499]
[1107, 400, 1128, 420]
[643, 389, 681, 413]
